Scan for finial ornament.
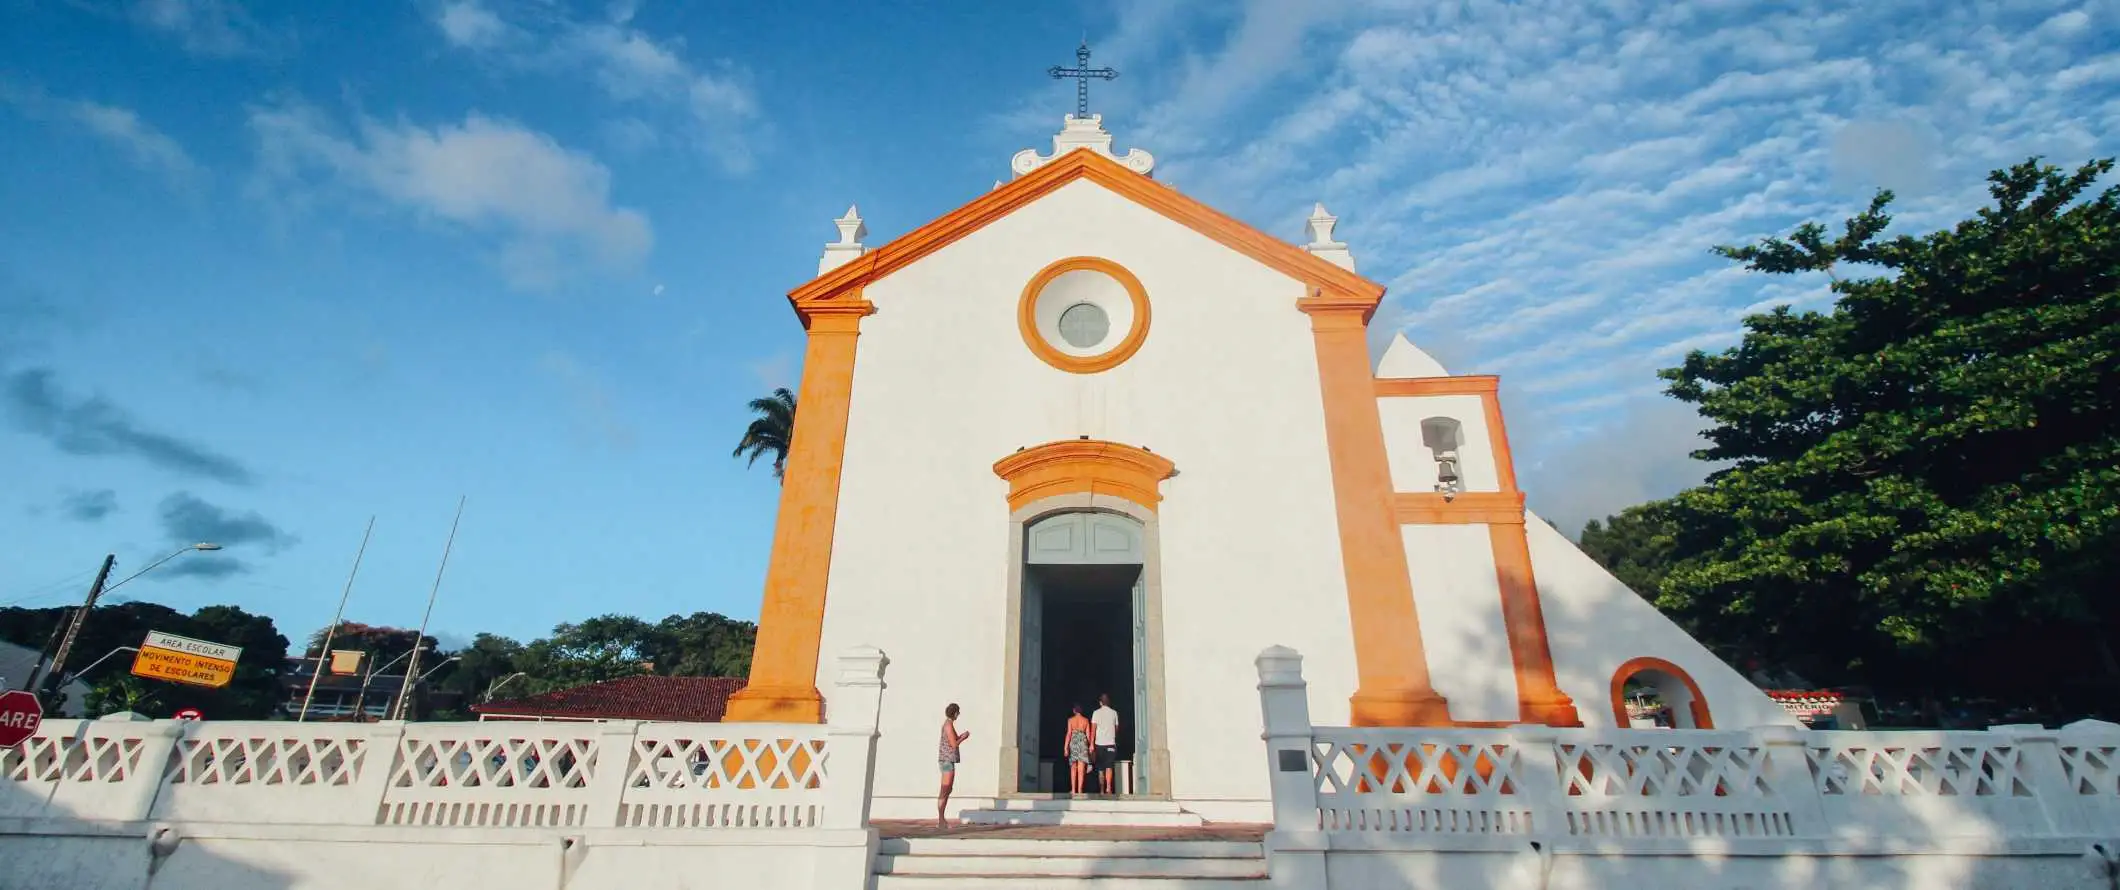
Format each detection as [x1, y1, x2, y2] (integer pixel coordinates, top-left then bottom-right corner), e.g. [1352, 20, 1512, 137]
[1048, 40, 1118, 117]
[819, 205, 868, 275]
[1010, 114, 1155, 178]
[833, 205, 866, 246]
[1304, 203, 1355, 272]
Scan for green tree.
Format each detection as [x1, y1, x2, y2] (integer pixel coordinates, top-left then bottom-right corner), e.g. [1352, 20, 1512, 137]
[84, 675, 165, 717]
[516, 615, 656, 693]
[0, 601, 289, 719]
[732, 387, 796, 480]
[1652, 158, 2120, 708]
[1578, 504, 1682, 602]
[647, 611, 756, 678]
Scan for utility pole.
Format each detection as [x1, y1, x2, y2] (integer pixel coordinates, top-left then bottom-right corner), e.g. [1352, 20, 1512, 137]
[393, 496, 465, 721]
[31, 554, 116, 708]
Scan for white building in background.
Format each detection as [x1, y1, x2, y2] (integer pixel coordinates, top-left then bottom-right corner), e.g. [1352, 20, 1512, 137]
[721, 113, 1792, 822]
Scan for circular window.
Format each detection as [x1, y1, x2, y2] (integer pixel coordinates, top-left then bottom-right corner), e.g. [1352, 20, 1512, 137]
[1018, 257, 1151, 374]
[1057, 302, 1110, 348]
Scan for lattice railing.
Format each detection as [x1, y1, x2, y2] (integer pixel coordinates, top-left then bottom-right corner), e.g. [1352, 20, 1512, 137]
[1557, 732, 1794, 839]
[1309, 729, 1537, 834]
[1256, 646, 2120, 846]
[378, 727, 602, 828]
[617, 725, 830, 828]
[0, 649, 890, 832]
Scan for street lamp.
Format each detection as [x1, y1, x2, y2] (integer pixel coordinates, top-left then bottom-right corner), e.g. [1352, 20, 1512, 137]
[21, 543, 225, 700]
[389, 656, 464, 721]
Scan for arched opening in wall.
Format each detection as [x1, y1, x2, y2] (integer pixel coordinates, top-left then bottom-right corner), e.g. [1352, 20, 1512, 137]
[999, 505, 1169, 799]
[1610, 657, 1714, 729]
[1420, 417, 1464, 496]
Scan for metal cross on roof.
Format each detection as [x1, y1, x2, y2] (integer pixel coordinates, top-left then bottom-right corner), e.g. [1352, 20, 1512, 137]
[1048, 41, 1118, 117]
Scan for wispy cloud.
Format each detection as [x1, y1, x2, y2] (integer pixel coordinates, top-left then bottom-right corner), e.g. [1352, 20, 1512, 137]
[1, 367, 254, 485]
[1062, 0, 2120, 524]
[427, 0, 762, 172]
[83, 0, 295, 58]
[0, 82, 201, 183]
[248, 101, 653, 290]
[151, 492, 295, 580]
[59, 489, 119, 522]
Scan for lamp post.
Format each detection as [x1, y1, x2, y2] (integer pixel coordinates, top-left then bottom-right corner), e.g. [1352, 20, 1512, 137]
[23, 543, 221, 704]
[483, 671, 529, 703]
[390, 656, 463, 721]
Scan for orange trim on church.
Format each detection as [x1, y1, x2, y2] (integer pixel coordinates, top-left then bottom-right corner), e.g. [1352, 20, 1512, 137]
[992, 439, 1176, 512]
[787, 149, 1386, 321]
[1017, 257, 1152, 374]
[1394, 492, 1526, 524]
[1610, 656, 1715, 729]
[1303, 295, 1451, 727]
[724, 297, 875, 724]
[1373, 375, 1498, 397]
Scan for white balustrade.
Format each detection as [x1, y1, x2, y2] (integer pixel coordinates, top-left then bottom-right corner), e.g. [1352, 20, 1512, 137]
[0, 647, 890, 837]
[1255, 646, 2120, 853]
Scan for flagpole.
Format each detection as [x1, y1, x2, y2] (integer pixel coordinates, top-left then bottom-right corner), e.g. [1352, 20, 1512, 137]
[298, 516, 374, 722]
[393, 496, 465, 721]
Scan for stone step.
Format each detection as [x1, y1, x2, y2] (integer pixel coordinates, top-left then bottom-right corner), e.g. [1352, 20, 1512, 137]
[876, 853, 1266, 879]
[977, 798, 1188, 813]
[875, 877, 1268, 889]
[880, 838, 1260, 859]
[960, 808, 1207, 827]
[959, 799, 1207, 827]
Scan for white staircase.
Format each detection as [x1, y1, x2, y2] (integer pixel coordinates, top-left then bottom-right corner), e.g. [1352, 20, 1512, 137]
[872, 836, 1268, 888]
[958, 797, 1207, 827]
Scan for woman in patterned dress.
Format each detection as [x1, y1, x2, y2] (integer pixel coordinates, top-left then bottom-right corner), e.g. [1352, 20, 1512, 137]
[1063, 703, 1093, 795]
[937, 703, 969, 828]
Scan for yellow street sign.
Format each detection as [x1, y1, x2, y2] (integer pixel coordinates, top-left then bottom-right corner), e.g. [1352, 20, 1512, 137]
[131, 631, 242, 689]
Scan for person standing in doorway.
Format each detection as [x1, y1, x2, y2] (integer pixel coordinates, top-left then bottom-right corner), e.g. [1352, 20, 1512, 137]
[1091, 693, 1121, 795]
[1063, 703, 1093, 795]
[938, 703, 969, 828]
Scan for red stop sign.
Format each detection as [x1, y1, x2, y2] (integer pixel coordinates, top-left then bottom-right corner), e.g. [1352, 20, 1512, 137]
[0, 689, 43, 749]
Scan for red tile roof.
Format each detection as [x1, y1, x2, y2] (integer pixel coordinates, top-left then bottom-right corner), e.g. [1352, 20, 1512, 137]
[471, 675, 748, 723]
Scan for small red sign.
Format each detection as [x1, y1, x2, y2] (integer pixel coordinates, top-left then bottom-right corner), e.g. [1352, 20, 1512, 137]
[174, 707, 204, 722]
[0, 689, 44, 749]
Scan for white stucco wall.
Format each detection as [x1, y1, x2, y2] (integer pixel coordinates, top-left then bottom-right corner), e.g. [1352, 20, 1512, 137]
[1402, 525, 1518, 722]
[1377, 394, 1500, 494]
[815, 178, 1361, 812]
[1524, 510, 1794, 729]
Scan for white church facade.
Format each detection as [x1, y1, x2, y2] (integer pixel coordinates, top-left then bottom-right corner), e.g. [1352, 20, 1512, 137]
[722, 114, 1792, 822]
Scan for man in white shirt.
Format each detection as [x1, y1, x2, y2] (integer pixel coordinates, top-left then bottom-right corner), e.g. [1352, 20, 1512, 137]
[1090, 693, 1121, 795]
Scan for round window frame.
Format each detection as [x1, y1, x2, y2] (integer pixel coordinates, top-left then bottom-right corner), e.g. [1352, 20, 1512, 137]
[1017, 256, 1152, 374]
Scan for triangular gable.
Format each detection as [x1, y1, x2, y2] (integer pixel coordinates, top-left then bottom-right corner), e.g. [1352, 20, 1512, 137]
[787, 149, 1387, 323]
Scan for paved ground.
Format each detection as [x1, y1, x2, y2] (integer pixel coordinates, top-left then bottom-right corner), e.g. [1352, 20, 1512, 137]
[872, 820, 1271, 841]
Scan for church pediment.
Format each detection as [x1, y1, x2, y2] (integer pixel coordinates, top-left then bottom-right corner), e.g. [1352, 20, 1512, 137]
[786, 148, 1386, 326]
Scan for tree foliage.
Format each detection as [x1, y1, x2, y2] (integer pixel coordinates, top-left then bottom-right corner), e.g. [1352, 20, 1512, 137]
[0, 602, 290, 719]
[732, 387, 796, 480]
[1601, 158, 2119, 708]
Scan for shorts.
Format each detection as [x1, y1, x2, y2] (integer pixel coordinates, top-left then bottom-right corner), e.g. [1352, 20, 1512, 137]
[939, 760, 956, 774]
[1093, 745, 1118, 771]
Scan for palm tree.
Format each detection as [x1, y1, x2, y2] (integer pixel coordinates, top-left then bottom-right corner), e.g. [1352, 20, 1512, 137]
[732, 387, 796, 480]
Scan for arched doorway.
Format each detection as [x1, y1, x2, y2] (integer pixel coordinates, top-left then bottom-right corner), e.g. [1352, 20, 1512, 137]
[1610, 657, 1714, 729]
[1000, 506, 1168, 797]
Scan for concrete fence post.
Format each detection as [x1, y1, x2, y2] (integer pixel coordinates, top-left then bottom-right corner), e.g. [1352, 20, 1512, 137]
[1505, 724, 1567, 839]
[1257, 645, 1326, 890]
[1753, 724, 1830, 838]
[584, 720, 643, 828]
[813, 645, 888, 890]
[353, 721, 408, 826]
[1993, 724, 2088, 837]
[120, 720, 186, 821]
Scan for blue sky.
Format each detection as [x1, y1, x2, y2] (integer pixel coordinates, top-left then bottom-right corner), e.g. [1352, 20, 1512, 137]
[3, 0, 2116, 650]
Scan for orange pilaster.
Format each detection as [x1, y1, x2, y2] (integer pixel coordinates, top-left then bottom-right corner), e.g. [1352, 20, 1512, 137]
[1299, 292, 1450, 727]
[724, 297, 874, 723]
